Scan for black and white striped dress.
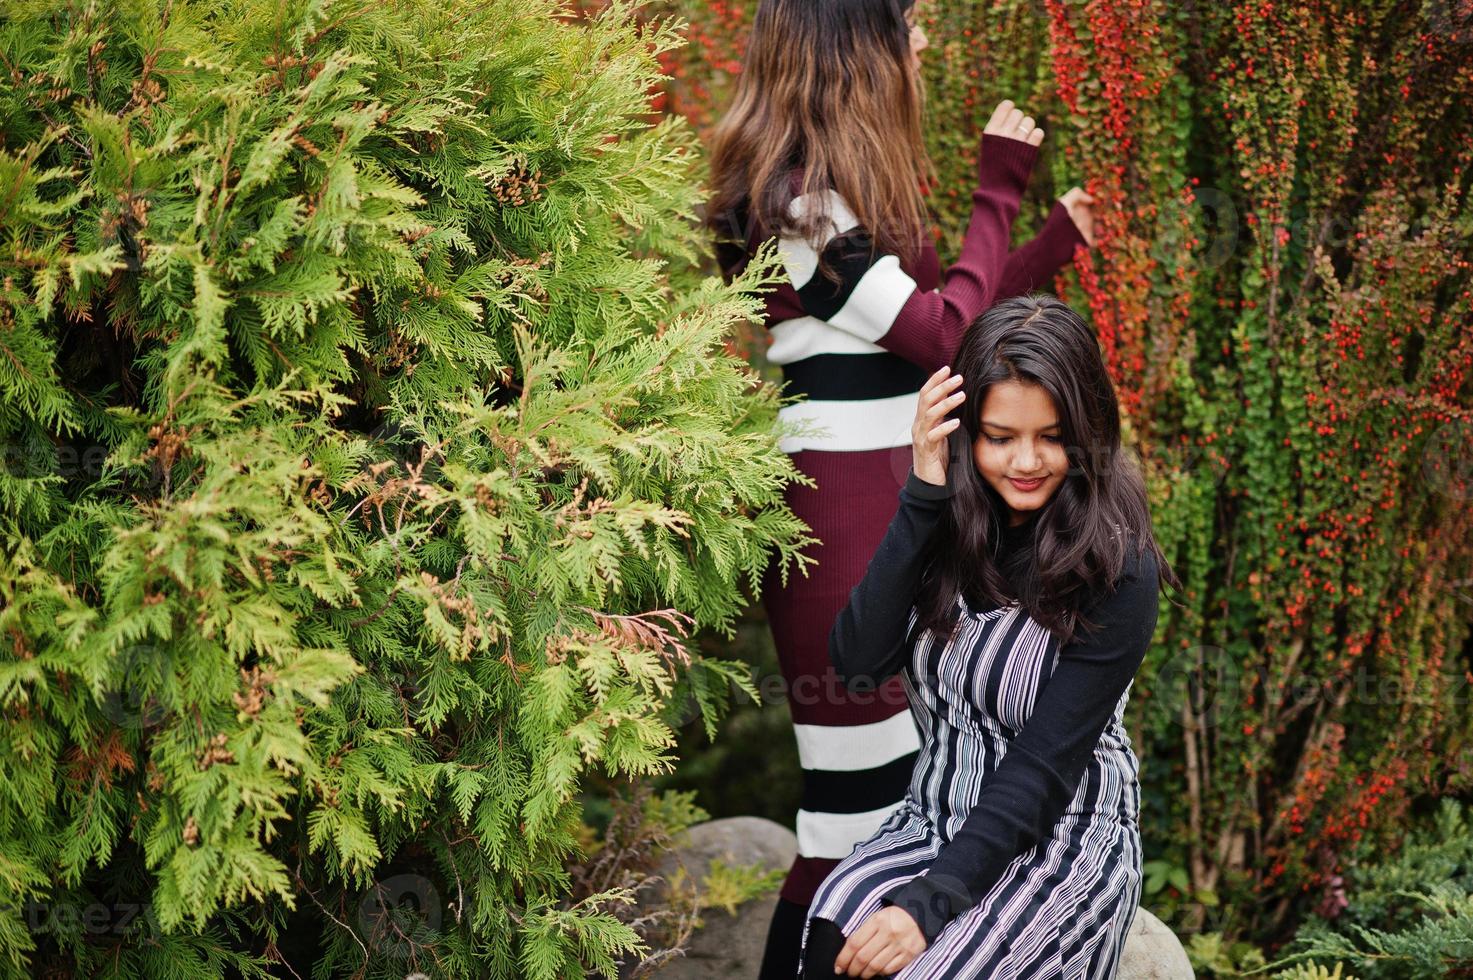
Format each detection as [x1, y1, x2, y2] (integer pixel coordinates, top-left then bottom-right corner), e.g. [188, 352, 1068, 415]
[802, 469, 1160, 979]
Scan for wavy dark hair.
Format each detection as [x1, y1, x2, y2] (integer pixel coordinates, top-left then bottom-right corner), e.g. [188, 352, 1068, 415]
[706, 0, 934, 284]
[913, 294, 1182, 647]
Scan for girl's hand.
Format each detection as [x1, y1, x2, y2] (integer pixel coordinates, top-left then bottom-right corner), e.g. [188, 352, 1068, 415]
[1058, 186, 1097, 247]
[912, 366, 964, 488]
[984, 99, 1045, 148]
[834, 906, 928, 977]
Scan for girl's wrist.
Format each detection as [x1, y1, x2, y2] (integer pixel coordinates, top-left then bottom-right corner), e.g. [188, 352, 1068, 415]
[976, 132, 1039, 190]
[904, 467, 952, 499]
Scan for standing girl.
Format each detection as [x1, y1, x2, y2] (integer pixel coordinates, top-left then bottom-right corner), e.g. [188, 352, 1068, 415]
[705, 1, 1096, 976]
[799, 294, 1180, 979]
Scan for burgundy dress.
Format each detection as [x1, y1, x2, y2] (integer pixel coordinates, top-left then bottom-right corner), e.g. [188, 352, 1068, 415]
[720, 133, 1090, 906]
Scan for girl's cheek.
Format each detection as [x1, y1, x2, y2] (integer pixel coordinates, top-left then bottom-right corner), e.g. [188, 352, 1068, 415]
[973, 445, 999, 477]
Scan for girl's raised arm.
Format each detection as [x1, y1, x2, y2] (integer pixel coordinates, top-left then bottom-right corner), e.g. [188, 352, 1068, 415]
[993, 197, 1091, 299]
[828, 366, 965, 684]
[771, 101, 1057, 374]
[826, 467, 950, 687]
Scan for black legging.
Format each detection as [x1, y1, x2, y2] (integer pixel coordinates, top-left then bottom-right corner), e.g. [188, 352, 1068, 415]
[798, 915, 849, 977]
[758, 898, 809, 980]
[760, 900, 894, 979]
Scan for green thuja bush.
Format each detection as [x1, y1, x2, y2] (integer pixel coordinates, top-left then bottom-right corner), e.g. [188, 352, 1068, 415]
[1270, 964, 1360, 980]
[0, 0, 810, 976]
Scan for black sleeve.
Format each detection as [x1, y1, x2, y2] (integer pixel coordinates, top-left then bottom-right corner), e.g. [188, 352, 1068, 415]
[827, 467, 951, 689]
[879, 547, 1160, 944]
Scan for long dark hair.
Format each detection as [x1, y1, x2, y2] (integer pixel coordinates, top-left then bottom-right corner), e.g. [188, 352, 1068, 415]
[706, 0, 934, 282]
[914, 294, 1182, 647]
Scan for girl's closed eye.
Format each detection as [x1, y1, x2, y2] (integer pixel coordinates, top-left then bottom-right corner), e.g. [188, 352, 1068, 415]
[983, 434, 1063, 445]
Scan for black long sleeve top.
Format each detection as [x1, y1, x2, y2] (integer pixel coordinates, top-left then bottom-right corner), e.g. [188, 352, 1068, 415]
[827, 466, 1160, 943]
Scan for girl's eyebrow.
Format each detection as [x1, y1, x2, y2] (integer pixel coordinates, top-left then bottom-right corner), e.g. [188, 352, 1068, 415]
[980, 420, 1063, 432]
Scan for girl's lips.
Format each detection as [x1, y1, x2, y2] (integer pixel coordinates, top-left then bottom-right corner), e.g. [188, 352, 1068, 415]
[1009, 477, 1045, 491]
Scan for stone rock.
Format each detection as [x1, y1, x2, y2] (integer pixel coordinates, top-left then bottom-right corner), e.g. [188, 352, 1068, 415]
[659, 816, 798, 885]
[1119, 905, 1196, 979]
[630, 817, 795, 980]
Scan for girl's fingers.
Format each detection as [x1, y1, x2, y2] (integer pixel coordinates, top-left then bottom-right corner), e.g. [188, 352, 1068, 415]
[924, 389, 964, 421]
[918, 371, 962, 421]
[848, 932, 890, 977]
[921, 371, 962, 404]
[835, 920, 875, 974]
[834, 937, 855, 973]
[920, 364, 950, 395]
[930, 418, 960, 441]
[919, 375, 966, 409]
[859, 947, 893, 979]
[877, 950, 914, 976]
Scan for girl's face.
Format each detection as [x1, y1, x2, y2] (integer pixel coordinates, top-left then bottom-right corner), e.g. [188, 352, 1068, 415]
[905, 3, 929, 70]
[970, 380, 1069, 526]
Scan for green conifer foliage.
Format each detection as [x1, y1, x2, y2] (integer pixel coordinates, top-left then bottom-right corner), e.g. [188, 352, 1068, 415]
[0, 0, 809, 975]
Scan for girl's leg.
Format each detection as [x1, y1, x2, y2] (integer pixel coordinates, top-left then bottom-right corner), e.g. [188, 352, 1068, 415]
[798, 916, 847, 978]
[759, 456, 919, 975]
[758, 897, 810, 980]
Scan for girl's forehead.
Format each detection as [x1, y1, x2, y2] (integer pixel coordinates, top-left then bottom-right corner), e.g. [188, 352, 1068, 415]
[980, 381, 1061, 419]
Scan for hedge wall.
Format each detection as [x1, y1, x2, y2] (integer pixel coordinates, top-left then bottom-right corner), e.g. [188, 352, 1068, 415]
[641, 0, 1473, 951]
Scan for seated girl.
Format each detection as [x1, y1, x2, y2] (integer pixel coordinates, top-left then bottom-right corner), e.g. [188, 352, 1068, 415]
[800, 293, 1180, 979]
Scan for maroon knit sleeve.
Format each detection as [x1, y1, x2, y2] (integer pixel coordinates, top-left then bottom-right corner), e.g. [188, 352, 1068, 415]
[777, 134, 1041, 372]
[867, 134, 1041, 372]
[993, 199, 1090, 300]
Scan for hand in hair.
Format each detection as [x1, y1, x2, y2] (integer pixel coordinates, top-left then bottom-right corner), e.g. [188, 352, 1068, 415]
[983, 99, 1046, 148]
[913, 365, 965, 487]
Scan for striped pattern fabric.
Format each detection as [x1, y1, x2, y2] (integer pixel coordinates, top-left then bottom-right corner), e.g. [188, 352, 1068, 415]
[740, 134, 1090, 906]
[804, 600, 1144, 980]
[768, 186, 932, 456]
[761, 449, 928, 902]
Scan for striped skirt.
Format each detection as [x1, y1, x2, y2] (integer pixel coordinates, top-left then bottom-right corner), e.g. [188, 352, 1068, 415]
[803, 799, 1142, 979]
